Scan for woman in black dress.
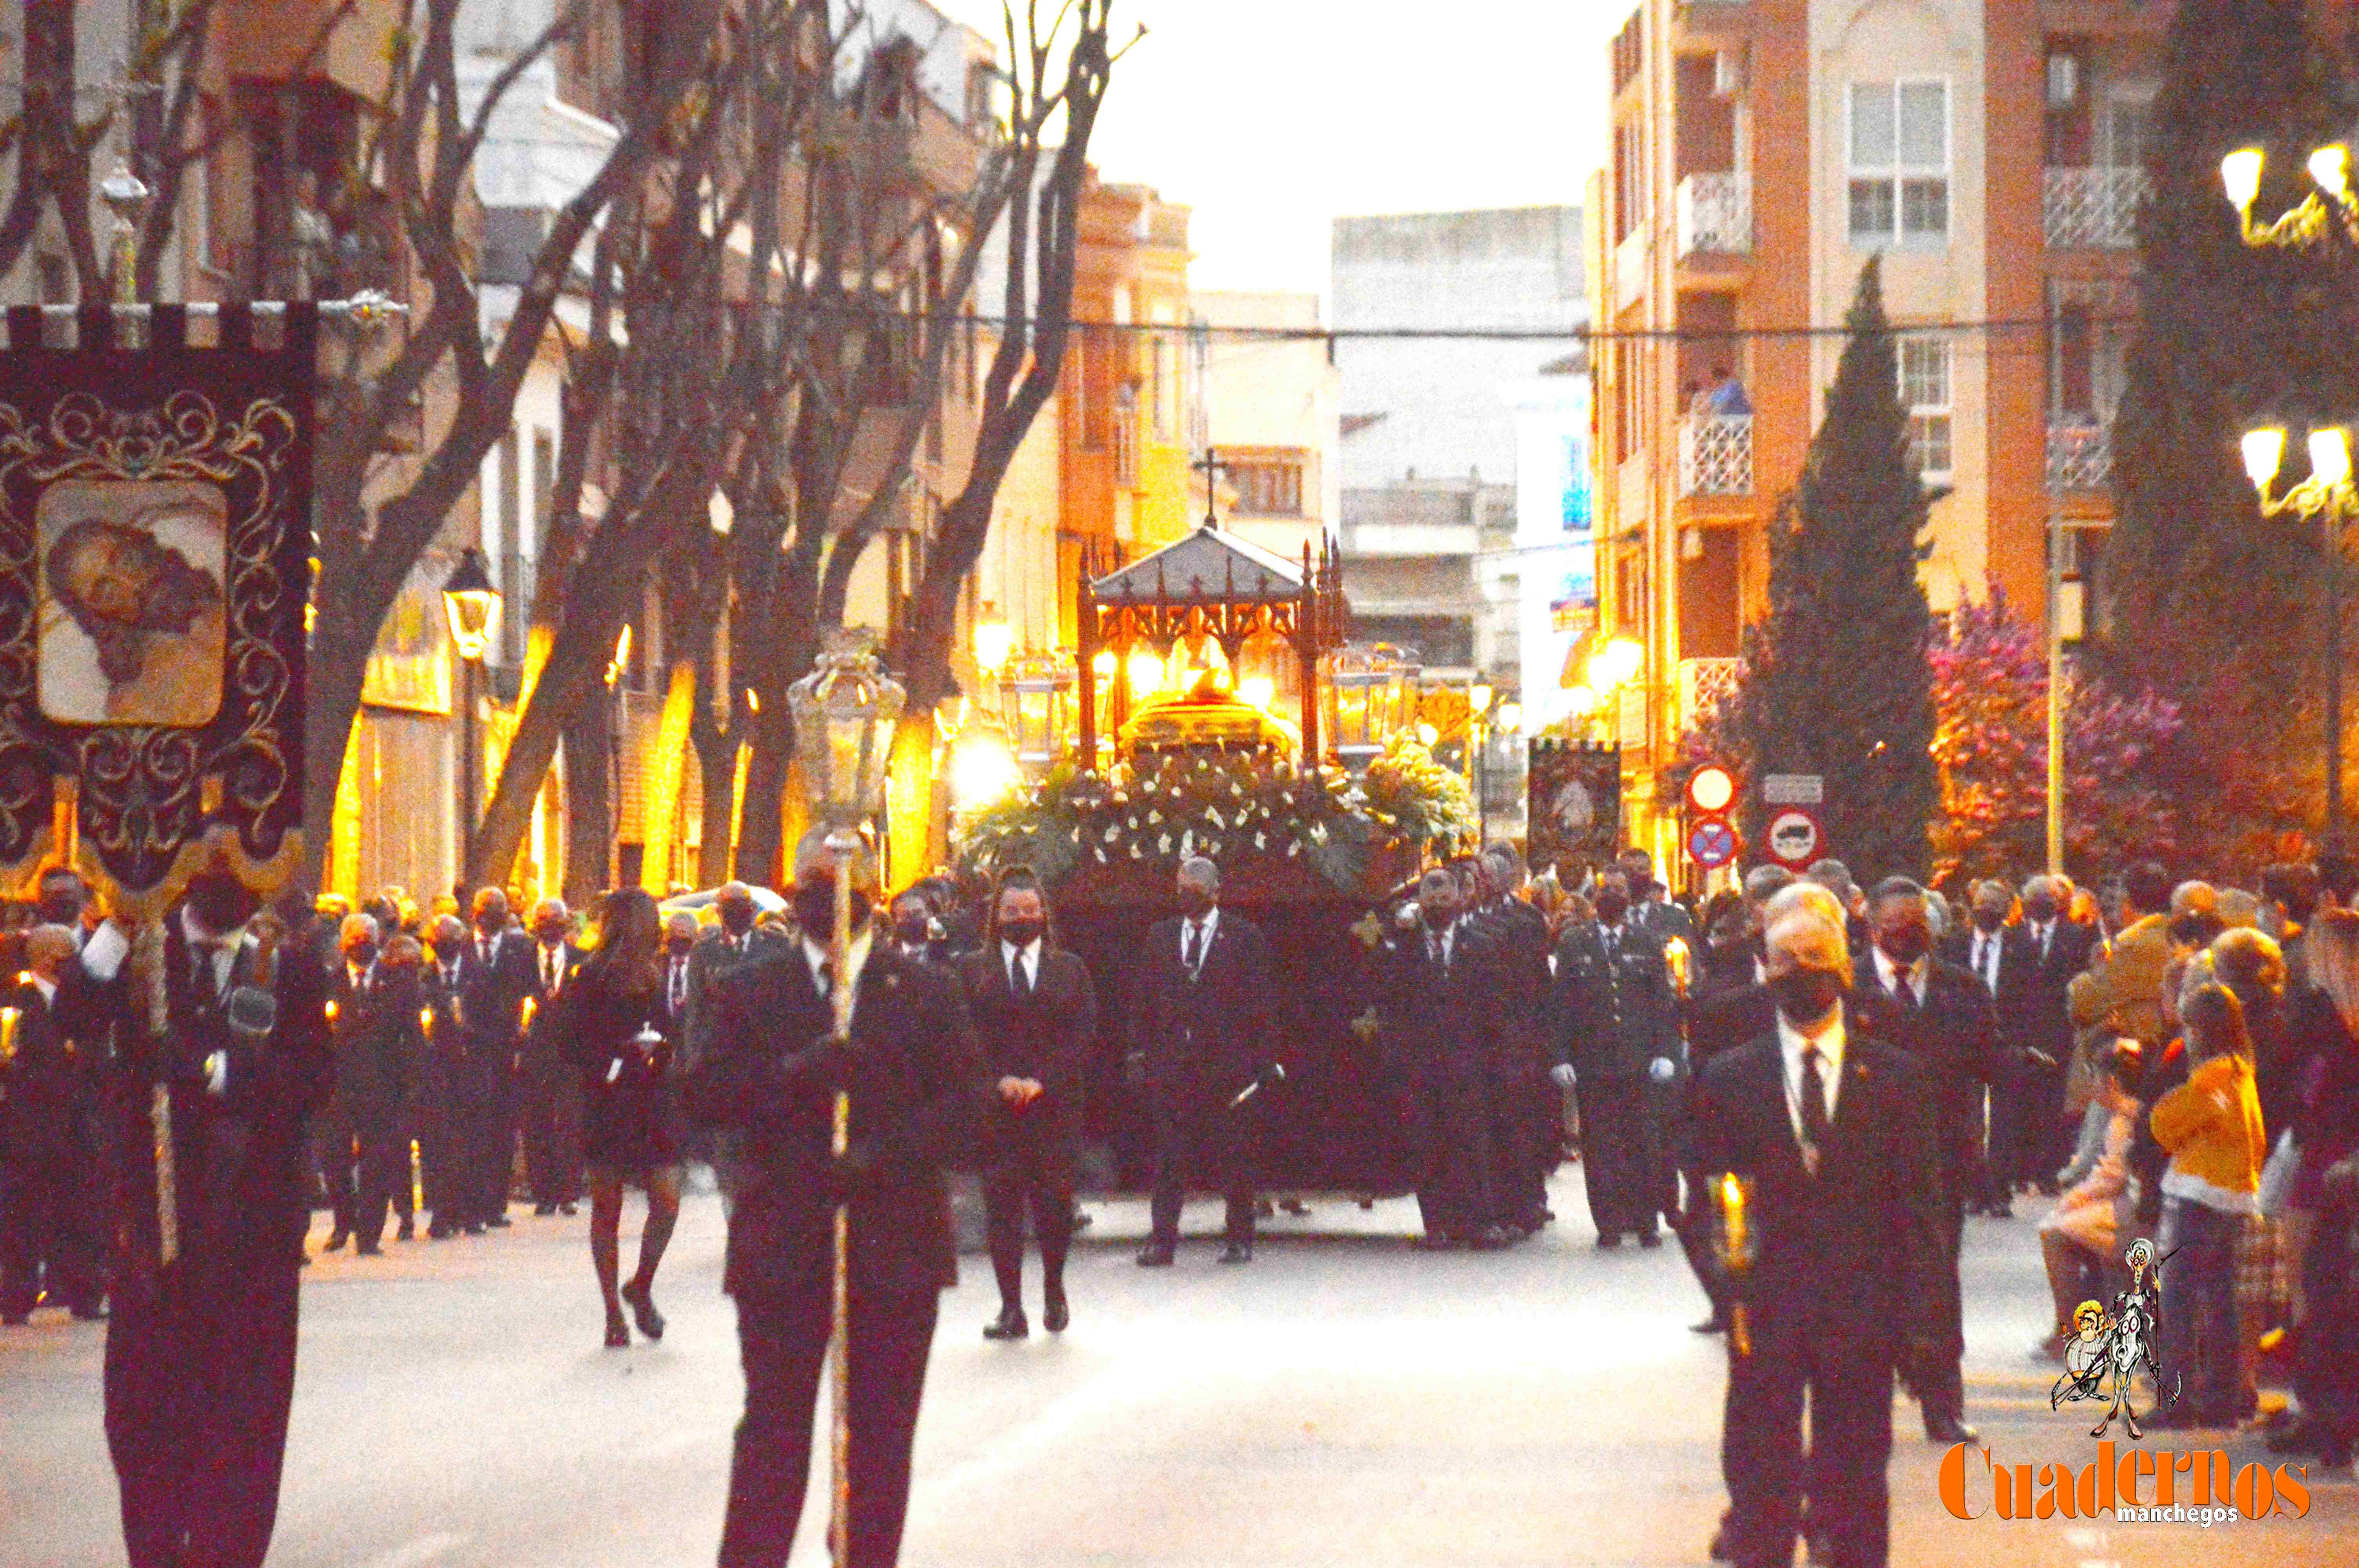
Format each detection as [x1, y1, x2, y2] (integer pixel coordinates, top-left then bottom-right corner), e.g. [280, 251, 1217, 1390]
[561, 887, 682, 1348]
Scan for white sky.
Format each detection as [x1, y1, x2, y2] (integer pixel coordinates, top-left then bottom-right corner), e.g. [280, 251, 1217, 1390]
[929, 1, 1624, 301]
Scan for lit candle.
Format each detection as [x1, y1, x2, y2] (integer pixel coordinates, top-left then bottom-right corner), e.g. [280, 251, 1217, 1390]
[0, 1005, 18, 1063]
[324, 999, 339, 1026]
[1719, 1172, 1746, 1261]
[520, 995, 538, 1032]
[419, 1006, 434, 1042]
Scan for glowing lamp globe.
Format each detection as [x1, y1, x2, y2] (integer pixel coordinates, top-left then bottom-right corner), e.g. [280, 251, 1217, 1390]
[787, 639, 906, 828]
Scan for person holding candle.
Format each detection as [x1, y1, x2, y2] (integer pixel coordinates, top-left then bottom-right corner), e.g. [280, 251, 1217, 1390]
[520, 897, 587, 1219]
[1688, 901, 1945, 1568]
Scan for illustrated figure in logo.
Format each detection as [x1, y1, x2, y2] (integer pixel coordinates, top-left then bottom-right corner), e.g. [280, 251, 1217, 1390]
[2051, 1237, 2177, 1439]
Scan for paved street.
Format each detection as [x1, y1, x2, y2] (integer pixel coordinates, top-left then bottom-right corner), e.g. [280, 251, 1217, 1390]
[5, 1170, 2357, 1567]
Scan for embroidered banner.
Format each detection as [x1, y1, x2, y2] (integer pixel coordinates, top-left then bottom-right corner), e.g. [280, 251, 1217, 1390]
[0, 305, 314, 907]
[1526, 738, 1621, 879]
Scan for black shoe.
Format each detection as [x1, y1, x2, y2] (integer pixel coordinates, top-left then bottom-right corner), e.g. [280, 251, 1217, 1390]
[396, 1219, 415, 1242]
[1464, 1226, 1515, 1251]
[355, 1240, 384, 1257]
[2267, 1415, 2330, 1455]
[462, 1221, 485, 1236]
[1410, 1234, 1461, 1252]
[1136, 1243, 1176, 1268]
[69, 1303, 107, 1322]
[325, 1227, 351, 1252]
[1636, 1228, 1663, 1249]
[619, 1279, 665, 1342]
[1692, 1313, 1729, 1335]
[1279, 1198, 1311, 1216]
[1070, 1208, 1094, 1232]
[533, 1203, 556, 1217]
[557, 1202, 577, 1218]
[1595, 1232, 1624, 1250]
[983, 1306, 1030, 1341]
[428, 1221, 457, 1240]
[1218, 1241, 1254, 1265]
[488, 1212, 516, 1228]
[1923, 1412, 1978, 1445]
[1043, 1289, 1069, 1333]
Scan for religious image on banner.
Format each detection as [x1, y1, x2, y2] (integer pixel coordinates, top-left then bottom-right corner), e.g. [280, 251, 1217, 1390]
[37, 478, 228, 727]
[0, 304, 315, 904]
[1526, 739, 1620, 880]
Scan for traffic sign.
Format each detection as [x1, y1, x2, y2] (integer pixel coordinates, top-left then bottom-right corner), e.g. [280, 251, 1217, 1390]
[1762, 773, 1824, 806]
[1764, 806, 1824, 868]
[1687, 815, 1738, 869]
[1686, 764, 1737, 815]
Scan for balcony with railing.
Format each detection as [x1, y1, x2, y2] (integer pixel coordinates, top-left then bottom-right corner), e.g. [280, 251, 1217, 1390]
[1678, 415, 1754, 498]
[1676, 173, 1753, 260]
[1678, 657, 1746, 730]
[2046, 418, 2114, 495]
[2043, 167, 2149, 250]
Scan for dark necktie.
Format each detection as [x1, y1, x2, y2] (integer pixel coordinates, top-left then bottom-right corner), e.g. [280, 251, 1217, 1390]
[1011, 952, 1031, 998]
[670, 960, 687, 1013]
[191, 940, 220, 994]
[544, 948, 560, 993]
[1181, 923, 1200, 977]
[818, 958, 836, 1000]
[1890, 969, 1917, 1011]
[1799, 1045, 1832, 1166]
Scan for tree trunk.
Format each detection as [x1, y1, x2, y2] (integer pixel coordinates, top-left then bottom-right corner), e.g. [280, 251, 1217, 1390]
[297, 609, 377, 895]
[560, 695, 611, 907]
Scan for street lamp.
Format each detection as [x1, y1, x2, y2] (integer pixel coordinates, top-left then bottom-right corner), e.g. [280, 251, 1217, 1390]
[784, 638, 905, 1568]
[2220, 142, 2359, 247]
[441, 548, 502, 881]
[2245, 422, 2359, 846]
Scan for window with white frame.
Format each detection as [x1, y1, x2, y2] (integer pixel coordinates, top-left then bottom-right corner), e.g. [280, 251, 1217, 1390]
[1849, 80, 1949, 244]
[1899, 336, 1953, 480]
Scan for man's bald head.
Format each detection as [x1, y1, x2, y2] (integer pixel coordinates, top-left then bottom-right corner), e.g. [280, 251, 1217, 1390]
[1764, 880, 1846, 933]
[1764, 905, 1854, 991]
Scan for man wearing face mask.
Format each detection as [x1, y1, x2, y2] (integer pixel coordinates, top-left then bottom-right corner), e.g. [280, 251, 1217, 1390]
[2018, 874, 2096, 1186]
[1129, 856, 1277, 1266]
[1847, 876, 2009, 1447]
[450, 887, 535, 1233]
[1689, 904, 1942, 1568]
[887, 889, 942, 965]
[317, 914, 424, 1255]
[1379, 867, 1506, 1249]
[689, 829, 982, 1568]
[1940, 880, 2047, 1216]
[1547, 869, 1682, 1249]
[66, 842, 334, 1568]
[958, 867, 1097, 1339]
[418, 915, 476, 1240]
[35, 864, 91, 944]
[678, 884, 786, 1202]
[520, 897, 587, 1218]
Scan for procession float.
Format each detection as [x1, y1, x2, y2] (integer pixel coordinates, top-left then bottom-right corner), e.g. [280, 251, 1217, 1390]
[955, 521, 1477, 1193]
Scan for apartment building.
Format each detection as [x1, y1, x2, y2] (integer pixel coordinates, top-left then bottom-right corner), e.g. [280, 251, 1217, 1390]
[1191, 288, 1340, 570]
[1589, 0, 2167, 859]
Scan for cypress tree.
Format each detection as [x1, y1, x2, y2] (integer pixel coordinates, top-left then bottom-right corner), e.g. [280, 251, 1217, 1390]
[1732, 257, 1938, 881]
[2101, 0, 2359, 865]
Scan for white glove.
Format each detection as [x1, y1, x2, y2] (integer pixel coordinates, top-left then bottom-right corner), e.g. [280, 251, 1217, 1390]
[1549, 1063, 1578, 1089]
[1648, 1056, 1677, 1084]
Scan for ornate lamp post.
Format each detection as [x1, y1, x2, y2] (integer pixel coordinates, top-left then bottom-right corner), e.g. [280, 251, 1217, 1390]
[999, 649, 1075, 771]
[2244, 425, 2359, 847]
[785, 640, 904, 1568]
[440, 548, 502, 881]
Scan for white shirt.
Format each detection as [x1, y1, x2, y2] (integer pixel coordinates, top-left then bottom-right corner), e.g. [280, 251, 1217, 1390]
[802, 928, 874, 1013]
[1775, 1007, 1847, 1145]
[78, 914, 247, 1096]
[1870, 946, 1927, 1006]
[29, 973, 56, 1006]
[1001, 936, 1042, 993]
[538, 942, 567, 992]
[2028, 920, 2055, 961]
[1425, 922, 1455, 971]
[1180, 908, 1220, 971]
[1968, 929, 2003, 995]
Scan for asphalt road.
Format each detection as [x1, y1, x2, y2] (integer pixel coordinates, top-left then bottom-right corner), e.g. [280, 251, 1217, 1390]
[4, 1171, 2356, 1566]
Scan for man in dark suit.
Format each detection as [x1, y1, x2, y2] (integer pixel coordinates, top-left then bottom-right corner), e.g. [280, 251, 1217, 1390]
[958, 867, 1098, 1340]
[0, 925, 107, 1321]
[683, 883, 789, 1074]
[1621, 848, 1697, 947]
[1849, 876, 2009, 1446]
[320, 915, 423, 1256]
[1127, 855, 1277, 1266]
[1941, 880, 2053, 1214]
[689, 831, 981, 1568]
[1548, 869, 1682, 1248]
[1379, 868, 1505, 1249]
[452, 887, 535, 1230]
[520, 897, 586, 1217]
[2018, 874, 2096, 1185]
[1689, 902, 1943, 1568]
[67, 862, 334, 1568]
[1472, 844, 1555, 1234]
[419, 916, 476, 1239]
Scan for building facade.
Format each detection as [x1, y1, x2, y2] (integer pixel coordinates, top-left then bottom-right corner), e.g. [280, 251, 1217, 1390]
[1590, 0, 2167, 860]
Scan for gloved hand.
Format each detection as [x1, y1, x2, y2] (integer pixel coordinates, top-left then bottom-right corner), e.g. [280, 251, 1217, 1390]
[1648, 1056, 1677, 1084]
[785, 1034, 857, 1090]
[1548, 1063, 1578, 1089]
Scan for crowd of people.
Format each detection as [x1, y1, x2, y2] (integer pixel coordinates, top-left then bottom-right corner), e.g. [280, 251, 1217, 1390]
[11, 826, 2359, 1568]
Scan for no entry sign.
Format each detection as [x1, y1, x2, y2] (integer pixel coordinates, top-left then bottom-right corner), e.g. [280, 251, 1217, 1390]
[1687, 815, 1738, 869]
[1764, 806, 1824, 869]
